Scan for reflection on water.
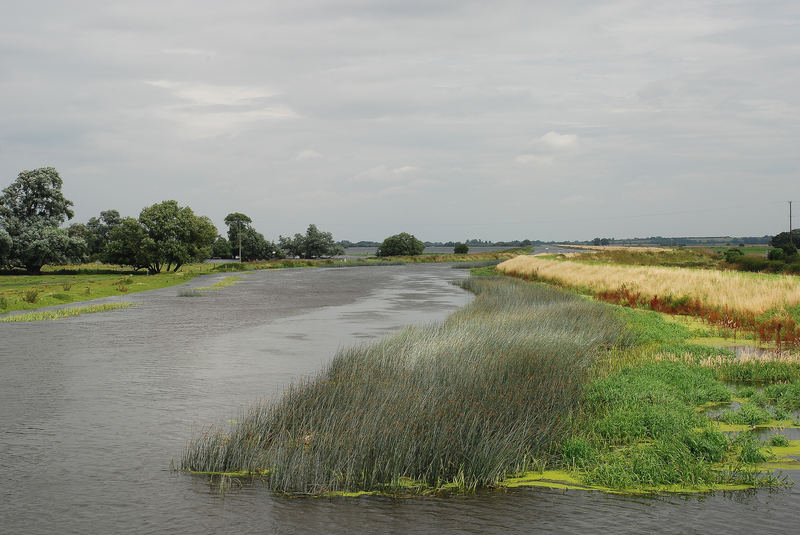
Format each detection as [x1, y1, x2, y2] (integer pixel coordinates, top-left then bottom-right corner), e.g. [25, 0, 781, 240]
[1, 264, 800, 534]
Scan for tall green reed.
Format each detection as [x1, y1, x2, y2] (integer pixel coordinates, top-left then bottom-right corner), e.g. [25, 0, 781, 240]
[182, 277, 627, 494]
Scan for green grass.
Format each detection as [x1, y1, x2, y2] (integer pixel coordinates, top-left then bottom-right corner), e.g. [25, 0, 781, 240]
[181, 276, 626, 494]
[714, 361, 800, 383]
[0, 267, 210, 313]
[564, 360, 781, 490]
[1, 302, 135, 322]
[711, 246, 771, 256]
[614, 306, 692, 345]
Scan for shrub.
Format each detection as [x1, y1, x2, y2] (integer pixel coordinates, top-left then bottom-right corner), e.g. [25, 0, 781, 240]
[376, 232, 425, 257]
[0, 296, 8, 310]
[767, 248, 786, 261]
[453, 243, 469, 254]
[725, 248, 744, 263]
[736, 256, 769, 272]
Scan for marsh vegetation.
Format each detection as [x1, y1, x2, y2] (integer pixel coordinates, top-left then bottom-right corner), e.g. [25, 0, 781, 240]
[181, 277, 626, 493]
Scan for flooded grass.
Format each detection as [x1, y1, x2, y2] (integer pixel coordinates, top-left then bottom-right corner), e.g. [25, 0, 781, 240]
[562, 360, 785, 490]
[1, 302, 135, 322]
[181, 276, 627, 494]
[195, 276, 243, 291]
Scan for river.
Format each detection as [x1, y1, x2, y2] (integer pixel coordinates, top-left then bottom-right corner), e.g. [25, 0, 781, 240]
[1, 264, 799, 534]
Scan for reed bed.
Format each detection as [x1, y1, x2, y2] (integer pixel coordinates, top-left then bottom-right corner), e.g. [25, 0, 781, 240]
[181, 277, 627, 494]
[1, 302, 134, 322]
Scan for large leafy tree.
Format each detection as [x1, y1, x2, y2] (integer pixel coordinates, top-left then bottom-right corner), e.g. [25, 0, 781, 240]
[376, 232, 425, 257]
[85, 209, 122, 256]
[211, 236, 231, 258]
[0, 167, 85, 272]
[0, 228, 12, 266]
[770, 230, 800, 254]
[223, 212, 283, 261]
[224, 212, 252, 249]
[279, 224, 344, 259]
[104, 201, 217, 273]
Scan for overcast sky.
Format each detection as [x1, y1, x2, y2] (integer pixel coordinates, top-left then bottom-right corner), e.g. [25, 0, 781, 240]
[1, 1, 798, 242]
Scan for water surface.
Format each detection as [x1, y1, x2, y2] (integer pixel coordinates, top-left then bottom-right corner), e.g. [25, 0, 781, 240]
[2, 264, 799, 534]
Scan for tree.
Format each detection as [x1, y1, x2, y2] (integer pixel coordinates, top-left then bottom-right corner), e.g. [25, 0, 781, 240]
[454, 242, 469, 254]
[376, 232, 425, 257]
[85, 209, 122, 257]
[224, 212, 253, 255]
[104, 218, 151, 271]
[211, 236, 231, 258]
[223, 212, 283, 260]
[770, 230, 800, 255]
[104, 201, 217, 273]
[13, 221, 87, 272]
[0, 228, 12, 266]
[0, 167, 85, 272]
[279, 224, 344, 259]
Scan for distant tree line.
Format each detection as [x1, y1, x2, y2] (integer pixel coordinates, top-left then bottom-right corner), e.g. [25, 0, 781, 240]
[582, 236, 771, 247]
[0, 167, 345, 273]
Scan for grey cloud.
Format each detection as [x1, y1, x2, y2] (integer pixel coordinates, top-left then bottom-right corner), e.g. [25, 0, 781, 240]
[0, 1, 798, 241]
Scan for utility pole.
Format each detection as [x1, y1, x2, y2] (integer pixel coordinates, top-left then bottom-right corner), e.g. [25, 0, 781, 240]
[238, 220, 242, 263]
[791, 201, 794, 246]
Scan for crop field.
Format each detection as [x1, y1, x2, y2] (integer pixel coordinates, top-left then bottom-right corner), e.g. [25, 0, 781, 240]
[497, 255, 800, 347]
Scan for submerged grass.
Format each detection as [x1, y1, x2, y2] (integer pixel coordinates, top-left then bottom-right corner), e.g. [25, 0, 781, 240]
[1, 302, 135, 322]
[195, 275, 243, 291]
[181, 277, 627, 494]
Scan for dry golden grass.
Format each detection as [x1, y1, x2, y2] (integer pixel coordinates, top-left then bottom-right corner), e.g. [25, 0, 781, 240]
[497, 255, 800, 315]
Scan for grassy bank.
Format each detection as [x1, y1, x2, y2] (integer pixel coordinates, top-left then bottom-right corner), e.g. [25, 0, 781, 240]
[0, 269, 201, 314]
[181, 277, 626, 494]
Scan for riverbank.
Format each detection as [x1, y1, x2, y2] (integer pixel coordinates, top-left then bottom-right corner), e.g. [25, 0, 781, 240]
[181, 273, 797, 496]
[0, 249, 524, 315]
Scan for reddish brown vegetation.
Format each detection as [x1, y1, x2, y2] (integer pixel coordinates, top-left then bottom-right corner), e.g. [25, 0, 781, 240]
[509, 271, 800, 349]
